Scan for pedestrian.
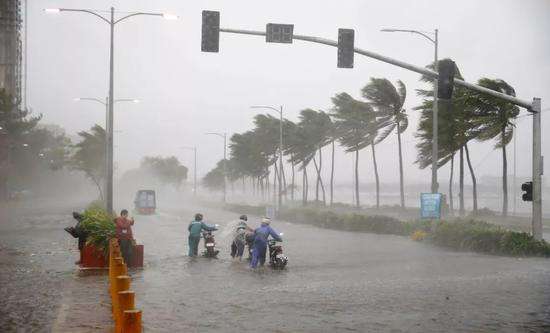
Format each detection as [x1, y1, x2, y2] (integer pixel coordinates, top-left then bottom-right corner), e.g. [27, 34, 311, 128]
[115, 209, 135, 265]
[188, 213, 217, 257]
[250, 217, 282, 269]
[231, 215, 253, 260]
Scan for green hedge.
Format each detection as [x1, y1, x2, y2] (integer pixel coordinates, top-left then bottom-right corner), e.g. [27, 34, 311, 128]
[225, 203, 550, 257]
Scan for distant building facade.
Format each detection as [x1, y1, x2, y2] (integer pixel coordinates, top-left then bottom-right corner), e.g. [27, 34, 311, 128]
[0, 0, 22, 100]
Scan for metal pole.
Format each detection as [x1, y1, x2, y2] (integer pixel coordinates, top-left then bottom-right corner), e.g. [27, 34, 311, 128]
[194, 147, 197, 195]
[106, 7, 115, 214]
[532, 98, 542, 240]
[105, 96, 109, 205]
[431, 29, 439, 194]
[278, 106, 283, 210]
[513, 118, 517, 215]
[223, 133, 227, 203]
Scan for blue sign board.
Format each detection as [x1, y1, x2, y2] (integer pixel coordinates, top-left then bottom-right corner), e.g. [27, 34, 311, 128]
[420, 193, 442, 219]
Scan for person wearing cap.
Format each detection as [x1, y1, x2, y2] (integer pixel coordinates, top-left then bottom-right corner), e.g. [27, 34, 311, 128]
[188, 213, 217, 257]
[250, 217, 282, 268]
[231, 215, 253, 260]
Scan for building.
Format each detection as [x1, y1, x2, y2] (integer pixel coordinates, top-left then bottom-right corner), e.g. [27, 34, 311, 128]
[0, 0, 22, 100]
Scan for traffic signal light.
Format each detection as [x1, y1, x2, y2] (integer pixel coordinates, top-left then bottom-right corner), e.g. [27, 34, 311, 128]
[337, 28, 354, 68]
[201, 11, 220, 52]
[266, 23, 294, 43]
[437, 59, 456, 99]
[522, 181, 533, 202]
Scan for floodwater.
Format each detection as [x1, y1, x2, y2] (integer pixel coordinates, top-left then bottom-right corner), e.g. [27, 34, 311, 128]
[130, 205, 550, 333]
[1, 199, 550, 332]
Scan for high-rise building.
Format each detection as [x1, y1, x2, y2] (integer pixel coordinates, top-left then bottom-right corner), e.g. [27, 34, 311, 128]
[0, 0, 22, 101]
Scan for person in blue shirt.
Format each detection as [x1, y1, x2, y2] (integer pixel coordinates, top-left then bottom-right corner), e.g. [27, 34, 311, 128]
[188, 213, 217, 257]
[250, 217, 282, 268]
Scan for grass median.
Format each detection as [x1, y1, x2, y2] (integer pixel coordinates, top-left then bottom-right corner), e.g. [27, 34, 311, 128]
[225, 204, 550, 257]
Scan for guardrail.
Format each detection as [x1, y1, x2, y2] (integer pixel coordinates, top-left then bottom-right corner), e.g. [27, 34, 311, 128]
[109, 239, 142, 332]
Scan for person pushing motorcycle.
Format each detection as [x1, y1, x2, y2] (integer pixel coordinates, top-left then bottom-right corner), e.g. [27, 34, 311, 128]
[231, 215, 253, 260]
[250, 217, 282, 268]
[188, 213, 217, 257]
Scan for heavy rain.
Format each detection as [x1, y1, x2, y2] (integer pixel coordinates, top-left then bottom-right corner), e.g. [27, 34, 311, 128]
[1, 0, 550, 332]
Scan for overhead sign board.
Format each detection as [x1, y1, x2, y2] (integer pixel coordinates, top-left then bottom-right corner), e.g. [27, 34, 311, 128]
[266, 23, 294, 43]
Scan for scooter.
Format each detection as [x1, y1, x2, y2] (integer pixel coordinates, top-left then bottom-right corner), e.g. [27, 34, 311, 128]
[268, 236, 288, 269]
[202, 228, 220, 258]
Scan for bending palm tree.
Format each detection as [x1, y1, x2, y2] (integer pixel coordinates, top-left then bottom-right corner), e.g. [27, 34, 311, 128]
[331, 93, 375, 209]
[467, 78, 519, 217]
[362, 78, 409, 208]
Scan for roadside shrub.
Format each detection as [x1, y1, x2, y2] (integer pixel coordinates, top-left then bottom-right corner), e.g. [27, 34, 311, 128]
[411, 230, 427, 241]
[223, 204, 550, 257]
[80, 206, 115, 255]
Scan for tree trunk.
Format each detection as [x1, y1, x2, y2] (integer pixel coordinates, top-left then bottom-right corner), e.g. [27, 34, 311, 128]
[319, 147, 326, 205]
[312, 155, 326, 206]
[459, 147, 465, 216]
[371, 142, 380, 209]
[502, 127, 508, 217]
[273, 163, 278, 206]
[355, 149, 360, 209]
[449, 153, 455, 215]
[281, 159, 287, 202]
[396, 121, 405, 208]
[291, 162, 295, 202]
[330, 140, 335, 206]
[464, 143, 478, 213]
[304, 166, 309, 205]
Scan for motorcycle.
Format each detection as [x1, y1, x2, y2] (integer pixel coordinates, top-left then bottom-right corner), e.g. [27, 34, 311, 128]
[202, 226, 220, 258]
[268, 236, 288, 269]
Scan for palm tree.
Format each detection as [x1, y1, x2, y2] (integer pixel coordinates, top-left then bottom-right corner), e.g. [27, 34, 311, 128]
[415, 59, 478, 215]
[467, 78, 520, 217]
[331, 93, 375, 208]
[362, 78, 409, 208]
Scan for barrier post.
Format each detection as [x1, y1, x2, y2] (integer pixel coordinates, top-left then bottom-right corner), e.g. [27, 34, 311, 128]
[122, 310, 142, 333]
[117, 291, 135, 333]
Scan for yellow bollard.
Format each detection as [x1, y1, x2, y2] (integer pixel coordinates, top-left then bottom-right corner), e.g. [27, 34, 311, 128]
[122, 309, 142, 333]
[111, 258, 127, 301]
[117, 291, 135, 333]
[112, 275, 131, 321]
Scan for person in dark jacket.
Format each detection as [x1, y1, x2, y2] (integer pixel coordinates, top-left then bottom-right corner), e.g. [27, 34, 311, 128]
[188, 213, 217, 257]
[250, 217, 282, 268]
[115, 209, 135, 265]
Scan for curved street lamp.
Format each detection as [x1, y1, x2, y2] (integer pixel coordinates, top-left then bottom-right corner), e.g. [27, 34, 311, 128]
[46, 6, 177, 213]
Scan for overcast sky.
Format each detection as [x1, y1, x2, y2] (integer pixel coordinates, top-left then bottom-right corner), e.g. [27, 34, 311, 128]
[29, 0, 550, 190]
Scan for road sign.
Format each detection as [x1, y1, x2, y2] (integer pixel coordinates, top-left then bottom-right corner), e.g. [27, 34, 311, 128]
[266, 23, 293, 43]
[420, 193, 442, 219]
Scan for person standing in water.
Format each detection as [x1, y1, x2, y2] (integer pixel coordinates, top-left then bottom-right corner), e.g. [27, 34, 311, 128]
[115, 209, 135, 265]
[250, 217, 282, 268]
[188, 213, 217, 257]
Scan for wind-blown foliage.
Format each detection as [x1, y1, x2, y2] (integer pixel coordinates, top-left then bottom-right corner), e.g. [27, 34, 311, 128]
[141, 156, 188, 188]
[362, 78, 408, 208]
[71, 124, 106, 200]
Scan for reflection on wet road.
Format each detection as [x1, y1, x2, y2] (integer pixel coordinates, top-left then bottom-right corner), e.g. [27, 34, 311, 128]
[131, 206, 550, 332]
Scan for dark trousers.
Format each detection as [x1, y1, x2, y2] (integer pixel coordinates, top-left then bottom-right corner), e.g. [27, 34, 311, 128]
[119, 239, 133, 265]
[231, 239, 245, 258]
[188, 235, 200, 257]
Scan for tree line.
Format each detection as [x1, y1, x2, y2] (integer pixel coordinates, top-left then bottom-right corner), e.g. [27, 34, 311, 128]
[203, 59, 519, 216]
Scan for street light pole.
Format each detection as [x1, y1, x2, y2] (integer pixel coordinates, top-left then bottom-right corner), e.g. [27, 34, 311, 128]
[74, 97, 139, 205]
[381, 28, 439, 194]
[181, 146, 198, 195]
[46, 6, 177, 214]
[250, 105, 284, 210]
[206, 132, 227, 203]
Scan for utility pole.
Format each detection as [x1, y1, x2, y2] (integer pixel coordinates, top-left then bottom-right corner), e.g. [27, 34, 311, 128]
[46, 6, 177, 214]
[206, 132, 227, 203]
[181, 146, 198, 195]
[532, 98, 542, 240]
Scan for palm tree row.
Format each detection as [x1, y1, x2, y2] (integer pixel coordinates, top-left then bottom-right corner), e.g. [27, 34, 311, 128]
[204, 64, 519, 215]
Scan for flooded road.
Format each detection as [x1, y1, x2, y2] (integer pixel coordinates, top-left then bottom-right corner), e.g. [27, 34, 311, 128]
[131, 205, 550, 332]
